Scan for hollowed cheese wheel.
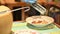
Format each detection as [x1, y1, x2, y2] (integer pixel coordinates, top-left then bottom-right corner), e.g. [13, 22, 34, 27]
[0, 5, 13, 34]
[0, 5, 11, 16]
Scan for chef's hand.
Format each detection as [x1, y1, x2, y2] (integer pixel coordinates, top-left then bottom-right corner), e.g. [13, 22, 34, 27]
[24, 0, 37, 3]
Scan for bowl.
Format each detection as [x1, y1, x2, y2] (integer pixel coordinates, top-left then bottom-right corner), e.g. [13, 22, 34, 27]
[26, 16, 54, 27]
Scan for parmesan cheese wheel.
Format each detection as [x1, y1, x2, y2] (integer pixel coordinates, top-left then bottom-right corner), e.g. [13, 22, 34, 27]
[0, 5, 13, 34]
[0, 5, 11, 16]
[0, 5, 10, 12]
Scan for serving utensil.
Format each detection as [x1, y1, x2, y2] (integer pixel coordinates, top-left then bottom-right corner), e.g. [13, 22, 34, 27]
[0, 7, 30, 14]
[30, 3, 46, 15]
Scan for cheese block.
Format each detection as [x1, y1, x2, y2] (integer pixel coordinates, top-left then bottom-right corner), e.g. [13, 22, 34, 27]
[0, 5, 13, 34]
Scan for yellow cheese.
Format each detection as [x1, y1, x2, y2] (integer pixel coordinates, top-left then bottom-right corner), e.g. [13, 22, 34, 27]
[0, 5, 10, 12]
[0, 5, 13, 34]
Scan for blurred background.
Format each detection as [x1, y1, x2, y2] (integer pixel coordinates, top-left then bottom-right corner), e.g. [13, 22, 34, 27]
[0, 0, 60, 25]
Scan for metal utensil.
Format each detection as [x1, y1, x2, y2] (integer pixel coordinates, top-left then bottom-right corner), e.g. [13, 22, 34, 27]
[0, 7, 30, 14]
[30, 3, 46, 15]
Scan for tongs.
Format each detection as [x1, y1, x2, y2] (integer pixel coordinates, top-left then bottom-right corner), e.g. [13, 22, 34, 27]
[0, 7, 30, 14]
[30, 3, 46, 15]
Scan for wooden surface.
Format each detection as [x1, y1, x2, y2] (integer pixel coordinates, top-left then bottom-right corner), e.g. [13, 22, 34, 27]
[55, 13, 60, 25]
[37, 0, 60, 8]
[54, 23, 60, 28]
